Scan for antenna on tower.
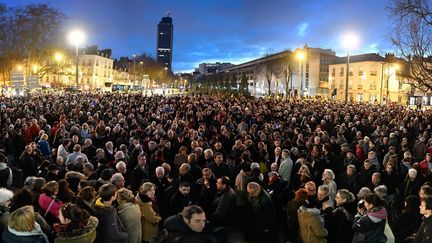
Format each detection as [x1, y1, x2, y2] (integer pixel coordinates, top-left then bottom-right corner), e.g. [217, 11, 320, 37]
[166, 10, 171, 17]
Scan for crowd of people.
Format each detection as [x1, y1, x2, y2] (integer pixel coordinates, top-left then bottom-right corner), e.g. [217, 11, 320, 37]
[0, 93, 431, 243]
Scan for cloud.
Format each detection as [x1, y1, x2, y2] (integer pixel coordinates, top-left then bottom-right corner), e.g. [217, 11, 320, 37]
[298, 23, 308, 37]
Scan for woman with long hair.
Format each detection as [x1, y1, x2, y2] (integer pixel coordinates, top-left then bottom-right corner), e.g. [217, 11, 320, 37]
[328, 189, 356, 243]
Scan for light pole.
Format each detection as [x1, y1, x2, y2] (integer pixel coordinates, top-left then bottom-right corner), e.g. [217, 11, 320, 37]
[342, 33, 358, 103]
[54, 52, 63, 87]
[380, 63, 399, 104]
[132, 54, 136, 91]
[68, 30, 85, 89]
[296, 52, 304, 99]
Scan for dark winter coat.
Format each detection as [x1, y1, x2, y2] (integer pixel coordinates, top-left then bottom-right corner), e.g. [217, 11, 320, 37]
[352, 207, 387, 243]
[211, 187, 236, 226]
[2, 223, 49, 243]
[93, 199, 128, 243]
[163, 214, 217, 243]
[414, 215, 432, 243]
[328, 203, 354, 243]
[391, 210, 422, 243]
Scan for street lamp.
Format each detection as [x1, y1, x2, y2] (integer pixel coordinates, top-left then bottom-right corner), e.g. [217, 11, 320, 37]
[342, 33, 358, 103]
[54, 52, 63, 86]
[296, 52, 305, 99]
[68, 29, 85, 89]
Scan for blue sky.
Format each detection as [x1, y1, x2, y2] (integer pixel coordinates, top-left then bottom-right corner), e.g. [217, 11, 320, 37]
[4, 0, 394, 72]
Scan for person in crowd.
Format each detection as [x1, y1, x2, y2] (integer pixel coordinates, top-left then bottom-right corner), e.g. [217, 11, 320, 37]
[391, 195, 422, 243]
[161, 205, 217, 243]
[352, 193, 388, 243]
[297, 203, 328, 243]
[278, 149, 293, 184]
[412, 196, 432, 243]
[328, 189, 356, 243]
[2, 205, 49, 243]
[76, 186, 96, 215]
[337, 164, 358, 193]
[208, 152, 230, 179]
[169, 182, 193, 216]
[0, 154, 12, 188]
[93, 183, 128, 243]
[286, 188, 308, 243]
[53, 204, 98, 243]
[117, 188, 142, 243]
[39, 181, 63, 225]
[245, 182, 276, 243]
[194, 168, 217, 216]
[136, 182, 161, 242]
[322, 169, 337, 202]
[211, 176, 236, 226]
[0, 188, 13, 238]
[292, 165, 312, 192]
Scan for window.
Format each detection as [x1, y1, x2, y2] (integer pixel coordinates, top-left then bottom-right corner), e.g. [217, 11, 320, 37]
[370, 70, 377, 76]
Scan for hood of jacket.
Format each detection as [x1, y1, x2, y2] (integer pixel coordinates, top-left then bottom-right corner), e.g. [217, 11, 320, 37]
[56, 216, 98, 240]
[367, 207, 388, 223]
[0, 162, 8, 170]
[8, 222, 44, 237]
[298, 205, 321, 217]
[93, 198, 116, 217]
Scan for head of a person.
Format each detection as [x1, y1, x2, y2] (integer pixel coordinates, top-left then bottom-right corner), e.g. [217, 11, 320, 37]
[138, 153, 147, 167]
[116, 188, 134, 204]
[59, 203, 90, 226]
[371, 172, 381, 185]
[420, 196, 432, 217]
[202, 168, 213, 181]
[335, 189, 355, 206]
[317, 185, 330, 201]
[404, 195, 421, 213]
[298, 165, 310, 176]
[408, 168, 418, 181]
[179, 182, 191, 196]
[304, 181, 317, 196]
[140, 182, 156, 199]
[247, 182, 261, 199]
[98, 184, 117, 203]
[374, 185, 388, 199]
[0, 188, 13, 208]
[357, 187, 372, 200]
[115, 161, 127, 175]
[78, 186, 96, 204]
[216, 176, 230, 191]
[111, 173, 125, 189]
[322, 169, 335, 181]
[363, 193, 385, 211]
[179, 163, 191, 176]
[347, 164, 356, 176]
[8, 205, 36, 232]
[294, 188, 309, 203]
[181, 205, 206, 233]
[44, 181, 59, 197]
[155, 166, 165, 179]
[419, 185, 432, 200]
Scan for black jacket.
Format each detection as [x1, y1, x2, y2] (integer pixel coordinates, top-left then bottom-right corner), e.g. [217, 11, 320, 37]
[414, 215, 432, 243]
[163, 214, 217, 243]
[211, 188, 236, 226]
[93, 202, 128, 243]
[391, 210, 422, 243]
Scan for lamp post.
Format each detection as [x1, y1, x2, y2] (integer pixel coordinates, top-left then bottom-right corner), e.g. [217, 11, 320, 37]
[132, 54, 136, 91]
[68, 30, 85, 89]
[54, 53, 63, 87]
[380, 63, 399, 104]
[296, 52, 304, 99]
[342, 33, 358, 103]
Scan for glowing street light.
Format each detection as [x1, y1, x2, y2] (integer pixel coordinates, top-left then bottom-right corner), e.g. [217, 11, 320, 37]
[296, 51, 305, 99]
[16, 65, 23, 71]
[32, 65, 38, 74]
[54, 52, 63, 86]
[342, 33, 359, 103]
[68, 29, 85, 89]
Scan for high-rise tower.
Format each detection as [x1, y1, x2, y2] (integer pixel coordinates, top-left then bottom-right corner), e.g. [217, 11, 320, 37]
[156, 12, 173, 73]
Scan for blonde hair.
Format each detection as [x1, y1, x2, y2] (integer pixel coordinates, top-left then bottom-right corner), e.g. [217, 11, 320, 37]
[8, 206, 35, 232]
[139, 182, 156, 194]
[117, 188, 133, 202]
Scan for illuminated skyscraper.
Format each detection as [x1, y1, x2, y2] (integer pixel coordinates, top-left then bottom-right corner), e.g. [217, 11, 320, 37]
[156, 13, 173, 73]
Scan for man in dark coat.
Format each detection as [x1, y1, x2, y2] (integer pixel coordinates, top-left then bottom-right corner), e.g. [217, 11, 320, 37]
[211, 176, 236, 226]
[245, 182, 276, 243]
[17, 145, 38, 179]
[93, 184, 129, 243]
[162, 205, 217, 243]
[413, 196, 432, 243]
[194, 168, 217, 216]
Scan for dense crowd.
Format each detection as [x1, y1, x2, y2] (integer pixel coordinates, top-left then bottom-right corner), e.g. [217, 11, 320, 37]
[0, 93, 431, 243]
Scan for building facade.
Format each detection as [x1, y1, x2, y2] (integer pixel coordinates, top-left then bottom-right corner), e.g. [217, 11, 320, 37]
[156, 14, 174, 73]
[329, 53, 410, 104]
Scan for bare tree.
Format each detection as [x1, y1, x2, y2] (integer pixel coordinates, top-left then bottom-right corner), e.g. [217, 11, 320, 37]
[276, 52, 296, 100]
[0, 4, 66, 85]
[260, 52, 277, 96]
[388, 0, 432, 91]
